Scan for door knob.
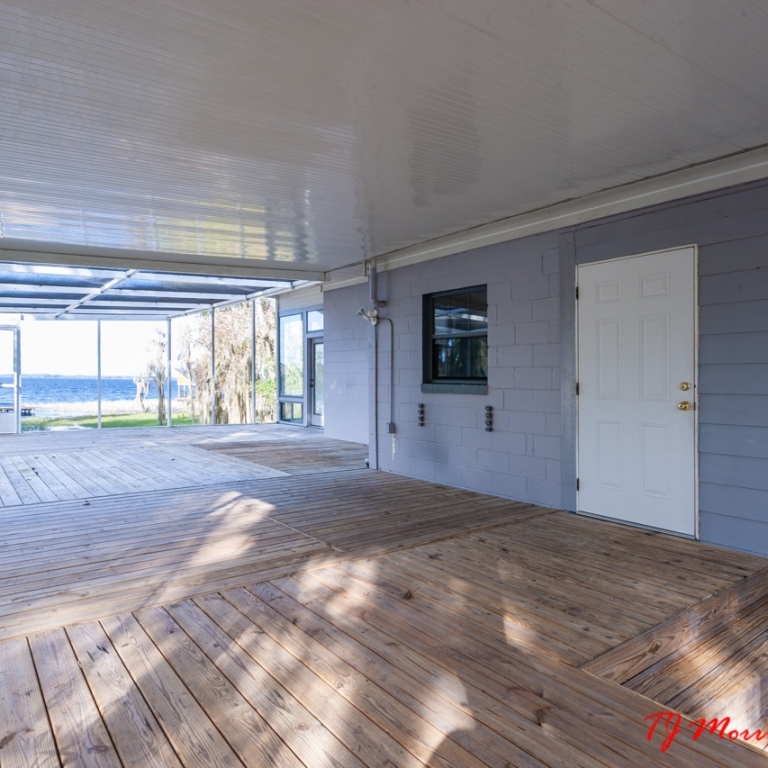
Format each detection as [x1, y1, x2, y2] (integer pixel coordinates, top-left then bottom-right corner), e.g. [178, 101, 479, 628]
[677, 401, 692, 411]
[679, 382, 690, 391]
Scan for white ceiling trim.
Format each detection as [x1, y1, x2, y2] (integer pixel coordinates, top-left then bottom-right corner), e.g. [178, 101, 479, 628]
[321, 275, 369, 292]
[374, 145, 768, 273]
[0, 245, 325, 281]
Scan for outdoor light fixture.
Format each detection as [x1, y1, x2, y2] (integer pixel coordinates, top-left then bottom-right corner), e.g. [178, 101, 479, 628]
[357, 307, 379, 325]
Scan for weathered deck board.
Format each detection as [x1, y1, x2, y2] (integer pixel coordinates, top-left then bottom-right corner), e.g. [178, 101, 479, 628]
[29, 628, 121, 767]
[0, 465, 550, 639]
[1, 425, 767, 767]
[584, 567, 768, 753]
[67, 622, 183, 768]
[196, 436, 369, 475]
[0, 443, 286, 507]
[101, 614, 245, 768]
[5, 529, 767, 767]
[0, 636, 60, 768]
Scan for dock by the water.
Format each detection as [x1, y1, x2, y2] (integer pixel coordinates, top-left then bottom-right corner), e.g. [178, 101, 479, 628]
[0, 406, 34, 416]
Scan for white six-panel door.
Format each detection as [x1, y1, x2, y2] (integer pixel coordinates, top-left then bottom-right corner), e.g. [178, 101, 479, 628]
[577, 247, 696, 536]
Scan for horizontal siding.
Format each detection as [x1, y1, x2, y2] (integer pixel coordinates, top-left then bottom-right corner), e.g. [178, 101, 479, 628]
[699, 267, 768, 305]
[574, 179, 768, 556]
[699, 332, 768, 364]
[699, 299, 768, 334]
[699, 512, 768, 558]
[699, 454, 768, 493]
[700, 234, 768, 275]
[698, 364, 768, 395]
[576, 181, 768, 256]
[700, 483, 768, 523]
[699, 424, 768, 459]
[699, 395, 768, 427]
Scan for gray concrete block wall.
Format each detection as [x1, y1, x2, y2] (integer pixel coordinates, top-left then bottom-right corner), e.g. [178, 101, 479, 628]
[372, 233, 562, 508]
[573, 179, 768, 557]
[323, 283, 370, 445]
[322, 178, 768, 557]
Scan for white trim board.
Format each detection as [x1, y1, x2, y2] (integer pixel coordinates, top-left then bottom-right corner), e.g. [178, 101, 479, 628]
[375, 145, 768, 273]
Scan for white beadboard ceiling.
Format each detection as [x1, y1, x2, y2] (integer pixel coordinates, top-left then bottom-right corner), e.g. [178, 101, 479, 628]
[2, 0, 768, 277]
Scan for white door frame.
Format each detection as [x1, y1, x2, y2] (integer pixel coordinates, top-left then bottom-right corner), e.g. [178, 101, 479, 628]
[575, 244, 699, 539]
[308, 336, 324, 427]
[0, 324, 22, 435]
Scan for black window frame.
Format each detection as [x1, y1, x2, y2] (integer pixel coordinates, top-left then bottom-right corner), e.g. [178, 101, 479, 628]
[422, 285, 488, 395]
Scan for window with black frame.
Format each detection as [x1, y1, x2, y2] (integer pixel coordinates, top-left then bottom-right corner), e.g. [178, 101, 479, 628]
[424, 285, 488, 385]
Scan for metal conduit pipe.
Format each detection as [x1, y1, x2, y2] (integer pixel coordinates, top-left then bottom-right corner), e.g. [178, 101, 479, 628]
[362, 260, 393, 470]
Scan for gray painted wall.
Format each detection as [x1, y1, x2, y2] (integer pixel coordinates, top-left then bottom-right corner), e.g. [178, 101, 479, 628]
[322, 178, 768, 557]
[323, 283, 370, 445]
[569, 179, 768, 556]
[370, 233, 562, 508]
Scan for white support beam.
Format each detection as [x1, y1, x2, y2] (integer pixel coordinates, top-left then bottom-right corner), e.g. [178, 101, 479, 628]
[106, 288, 252, 301]
[251, 299, 256, 424]
[167, 318, 172, 428]
[26, 313, 174, 321]
[97, 320, 102, 429]
[55, 270, 138, 318]
[210, 308, 216, 425]
[0, 245, 325, 281]
[0, 298, 74, 306]
[0, 262, 127, 279]
[0, 283, 97, 294]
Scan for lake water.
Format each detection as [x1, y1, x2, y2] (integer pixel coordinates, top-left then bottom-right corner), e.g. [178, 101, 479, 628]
[0, 376, 180, 418]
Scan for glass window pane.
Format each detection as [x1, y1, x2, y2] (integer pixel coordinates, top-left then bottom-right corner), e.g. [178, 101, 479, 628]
[20, 321, 98, 430]
[214, 303, 251, 425]
[279, 314, 304, 396]
[280, 401, 303, 423]
[449, 293, 472, 332]
[470, 289, 488, 331]
[253, 297, 277, 423]
[433, 295, 452, 334]
[307, 310, 324, 332]
[432, 336, 488, 380]
[313, 342, 324, 416]
[471, 335, 488, 378]
[0, 331, 13, 411]
[171, 313, 210, 425]
[101, 321, 168, 428]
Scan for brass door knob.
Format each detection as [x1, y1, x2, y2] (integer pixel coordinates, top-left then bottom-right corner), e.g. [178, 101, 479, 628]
[678, 401, 692, 411]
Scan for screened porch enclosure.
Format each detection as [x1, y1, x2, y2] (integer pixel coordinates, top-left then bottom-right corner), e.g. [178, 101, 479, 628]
[0, 262, 304, 431]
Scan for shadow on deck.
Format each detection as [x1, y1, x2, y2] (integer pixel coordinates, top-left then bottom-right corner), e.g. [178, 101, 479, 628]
[0, 425, 766, 767]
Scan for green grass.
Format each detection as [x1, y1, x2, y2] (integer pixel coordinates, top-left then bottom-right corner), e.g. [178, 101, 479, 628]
[22, 412, 199, 431]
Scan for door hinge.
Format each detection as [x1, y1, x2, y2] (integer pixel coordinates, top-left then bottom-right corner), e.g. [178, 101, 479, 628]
[576, 478, 580, 491]
[575, 382, 579, 396]
[575, 286, 579, 300]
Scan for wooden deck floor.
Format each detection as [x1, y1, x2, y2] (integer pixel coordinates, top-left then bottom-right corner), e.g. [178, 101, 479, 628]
[1, 425, 767, 767]
[583, 565, 768, 751]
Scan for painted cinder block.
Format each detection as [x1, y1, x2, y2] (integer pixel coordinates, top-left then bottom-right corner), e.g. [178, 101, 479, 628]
[326, 180, 768, 544]
[346, 230, 564, 506]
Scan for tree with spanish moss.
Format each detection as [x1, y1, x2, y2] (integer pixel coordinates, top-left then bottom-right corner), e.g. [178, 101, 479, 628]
[184, 299, 276, 424]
